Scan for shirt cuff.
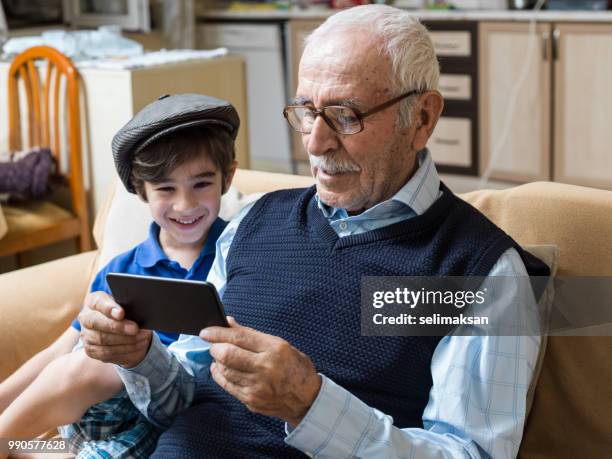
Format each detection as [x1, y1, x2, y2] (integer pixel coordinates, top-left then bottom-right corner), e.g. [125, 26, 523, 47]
[284, 374, 374, 457]
[168, 334, 212, 376]
[115, 332, 172, 417]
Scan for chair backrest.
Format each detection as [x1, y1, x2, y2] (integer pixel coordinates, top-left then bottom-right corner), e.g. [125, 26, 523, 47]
[7, 45, 88, 225]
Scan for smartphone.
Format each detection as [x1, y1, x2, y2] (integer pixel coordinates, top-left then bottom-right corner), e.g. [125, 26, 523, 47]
[106, 273, 228, 335]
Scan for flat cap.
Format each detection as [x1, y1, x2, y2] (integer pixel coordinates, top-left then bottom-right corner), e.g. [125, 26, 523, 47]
[112, 93, 240, 193]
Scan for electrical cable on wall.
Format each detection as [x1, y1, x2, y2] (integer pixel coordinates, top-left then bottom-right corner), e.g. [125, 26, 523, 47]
[478, 0, 547, 189]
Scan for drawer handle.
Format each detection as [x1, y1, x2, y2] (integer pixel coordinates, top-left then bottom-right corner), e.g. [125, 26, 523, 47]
[552, 28, 561, 61]
[435, 43, 461, 49]
[542, 31, 549, 61]
[434, 138, 461, 146]
[439, 85, 462, 93]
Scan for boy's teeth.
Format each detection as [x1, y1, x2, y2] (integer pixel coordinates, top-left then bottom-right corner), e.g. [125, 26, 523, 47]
[175, 217, 198, 224]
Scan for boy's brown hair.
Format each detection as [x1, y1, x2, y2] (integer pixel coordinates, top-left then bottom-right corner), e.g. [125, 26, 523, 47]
[130, 125, 235, 200]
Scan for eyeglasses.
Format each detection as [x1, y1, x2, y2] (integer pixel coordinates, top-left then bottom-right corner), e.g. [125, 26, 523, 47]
[283, 90, 420, 135]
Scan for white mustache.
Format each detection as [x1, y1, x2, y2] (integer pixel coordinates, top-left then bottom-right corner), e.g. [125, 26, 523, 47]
[308, 153, 361, 174]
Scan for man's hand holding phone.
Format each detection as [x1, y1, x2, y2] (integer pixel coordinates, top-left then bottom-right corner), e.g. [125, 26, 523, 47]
[79, 291, 152, 368]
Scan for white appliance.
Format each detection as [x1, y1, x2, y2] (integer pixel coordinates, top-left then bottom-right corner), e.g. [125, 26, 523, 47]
[198, 22, 292, 173]
[62, 0, 150, 32]
[0, 4, 7, 43]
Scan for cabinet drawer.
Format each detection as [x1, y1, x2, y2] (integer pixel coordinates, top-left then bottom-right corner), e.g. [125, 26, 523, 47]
[198, 23, 281, 49]
[429, 31, 472, 57]
[438, 74, 472, 101]
[429, 117, 472, 167]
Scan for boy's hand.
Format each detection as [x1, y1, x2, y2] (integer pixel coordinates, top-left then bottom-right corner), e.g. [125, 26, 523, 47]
[79, 291, 152, 368]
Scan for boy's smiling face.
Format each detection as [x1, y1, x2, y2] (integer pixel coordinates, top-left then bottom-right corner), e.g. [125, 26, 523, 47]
[144, 153, 226, 251]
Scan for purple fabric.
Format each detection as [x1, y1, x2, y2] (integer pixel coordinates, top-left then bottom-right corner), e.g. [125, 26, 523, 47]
[0, 148, 54, 198]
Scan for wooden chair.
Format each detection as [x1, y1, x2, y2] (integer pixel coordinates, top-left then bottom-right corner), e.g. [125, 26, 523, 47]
[0, 46, 92, 261]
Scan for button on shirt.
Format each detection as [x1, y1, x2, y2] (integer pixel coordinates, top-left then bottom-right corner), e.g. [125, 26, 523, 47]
[117, 149, 540, 458]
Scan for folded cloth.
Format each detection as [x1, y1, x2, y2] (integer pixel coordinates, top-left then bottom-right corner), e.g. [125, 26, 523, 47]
[0, 148, 54, 199]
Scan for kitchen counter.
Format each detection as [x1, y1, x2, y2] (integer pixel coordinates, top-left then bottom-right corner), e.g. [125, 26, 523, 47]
[200, 8, 612, 22]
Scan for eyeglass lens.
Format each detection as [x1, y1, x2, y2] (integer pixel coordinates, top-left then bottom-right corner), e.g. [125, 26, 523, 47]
[285, 106, 362, 134]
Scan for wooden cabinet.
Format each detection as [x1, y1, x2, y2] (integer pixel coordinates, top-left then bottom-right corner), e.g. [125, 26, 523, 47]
[425, 21, 479, 175]
[554, 23, 612, 190]
[438, 74, 473, 101]
[479, 22, 551, 182]
[480, 21, 612, 190]
[429, 116, 474, 168]
[429, 30, 472, 57]
[286, 19, 323, 169]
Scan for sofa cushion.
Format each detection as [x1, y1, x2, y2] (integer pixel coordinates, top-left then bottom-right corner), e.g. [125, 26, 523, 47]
[460, 181, 612, 276]
[85, 174, 612, 458]
[522, 244, 559, 419]
[0, 251, 97, 382]
[460, 182, 612, 459]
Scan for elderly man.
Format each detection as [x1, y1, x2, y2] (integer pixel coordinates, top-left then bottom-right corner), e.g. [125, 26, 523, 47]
[80, 5, 548, 458]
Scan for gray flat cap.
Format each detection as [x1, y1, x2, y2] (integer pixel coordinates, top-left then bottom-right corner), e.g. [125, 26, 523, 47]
[112, 93, 240, 193]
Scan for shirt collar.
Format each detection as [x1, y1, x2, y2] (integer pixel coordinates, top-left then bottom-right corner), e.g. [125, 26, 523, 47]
[135, 222, 167, 268]
[200, 217, 227, 258]
[316, 148, 440, 219]
[135, 218, 227, 268]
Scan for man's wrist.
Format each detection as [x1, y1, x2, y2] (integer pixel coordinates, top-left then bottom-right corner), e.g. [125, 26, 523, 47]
[115, 332, 163, 375]
[287, 373, 322, 428]
[118, 331, 153, 369]
[284, 375, 372, 457]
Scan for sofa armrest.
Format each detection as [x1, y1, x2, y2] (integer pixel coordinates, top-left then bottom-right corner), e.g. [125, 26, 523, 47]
[0, 251, 99, 381]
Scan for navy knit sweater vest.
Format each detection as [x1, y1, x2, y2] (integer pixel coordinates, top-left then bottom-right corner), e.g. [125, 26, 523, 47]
[153, 184, 548, 459]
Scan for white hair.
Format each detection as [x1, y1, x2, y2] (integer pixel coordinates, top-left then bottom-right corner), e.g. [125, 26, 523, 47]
[304, 5, 439, 128]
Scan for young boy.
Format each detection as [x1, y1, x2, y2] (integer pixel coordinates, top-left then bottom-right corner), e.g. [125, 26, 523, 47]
[0, 94, 239, 458]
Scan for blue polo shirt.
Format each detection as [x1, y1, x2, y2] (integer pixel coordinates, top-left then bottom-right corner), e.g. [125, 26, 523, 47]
[71, 218, 227, 346]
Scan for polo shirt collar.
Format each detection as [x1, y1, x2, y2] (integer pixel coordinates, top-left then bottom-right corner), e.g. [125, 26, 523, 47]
[135, 218, 226, 268]
[134, 222, 167, 268]
[201, 217, 227, 258]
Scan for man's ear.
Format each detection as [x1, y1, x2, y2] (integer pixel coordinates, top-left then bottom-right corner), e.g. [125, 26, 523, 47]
[411, 90, 444, 152]
[222, 160, 239, 194]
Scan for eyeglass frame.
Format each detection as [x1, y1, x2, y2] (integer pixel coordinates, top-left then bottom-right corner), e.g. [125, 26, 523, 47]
[282, 89, 422, 135]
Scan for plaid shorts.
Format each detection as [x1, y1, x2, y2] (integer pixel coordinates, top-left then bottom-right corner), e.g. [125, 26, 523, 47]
[58, 391, 159, 459]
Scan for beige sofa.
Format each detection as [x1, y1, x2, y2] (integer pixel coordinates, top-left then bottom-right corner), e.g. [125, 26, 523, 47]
[1, 169, 611, 458]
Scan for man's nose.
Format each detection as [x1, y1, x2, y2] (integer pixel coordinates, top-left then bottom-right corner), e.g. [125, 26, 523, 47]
[305, 115, 340, 157]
